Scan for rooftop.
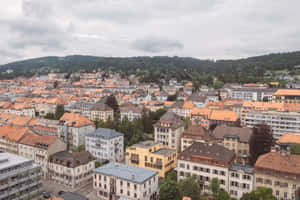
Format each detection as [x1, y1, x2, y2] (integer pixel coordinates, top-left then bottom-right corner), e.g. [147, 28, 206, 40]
[274, 89, 300, 96]
[93, 162, 157, 184]
[230, 164, 253, 174]
[152, 148, 176, 156]
[133, 140, 159, 148]
[278, 133, 300, 144]
[86, 128, 123, 139]
[212, 125, 253, 143]
[0, 152, 32, 170]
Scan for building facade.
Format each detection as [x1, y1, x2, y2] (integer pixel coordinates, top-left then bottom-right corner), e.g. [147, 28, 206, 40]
[85, 128, 124, 162]
[0, 152, 43, 200]
[93, 162, 159, 200]
[126, 141, 177, 178]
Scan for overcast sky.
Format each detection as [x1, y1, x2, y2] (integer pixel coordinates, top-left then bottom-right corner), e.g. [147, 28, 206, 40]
[0, 0, 300, 64]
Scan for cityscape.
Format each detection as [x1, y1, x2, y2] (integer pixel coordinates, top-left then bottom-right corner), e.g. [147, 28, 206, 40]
[0, 1, 300, 200]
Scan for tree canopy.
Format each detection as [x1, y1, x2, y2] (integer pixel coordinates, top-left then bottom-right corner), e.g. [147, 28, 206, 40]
[241, 187, 276, 200]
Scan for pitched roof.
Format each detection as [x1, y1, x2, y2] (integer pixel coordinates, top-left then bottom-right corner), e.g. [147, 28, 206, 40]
[274, 89, 300, 96]
[154, 111, 184, 128]
[209, 110, 239, 122]
[19, 132, 59, 149]
[49, 151, 95, 168]
[91, 103, 113, 111]
[182, 125, 212, 141]
[212, 125, 253, 143]
[278, 133, 300, 144]
[0, 124, 31, 142]
[60, 113, 94, 127]
[255, 152, 300, 175]
[179, 142, 235, 164]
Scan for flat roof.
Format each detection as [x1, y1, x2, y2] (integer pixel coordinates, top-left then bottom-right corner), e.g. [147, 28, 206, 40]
[230, 164, 253, 174]
[86, 128, 123, 139]
[132, 140, 159, 148]
[93, 162, 157, 184]
[153, 148, 176, 156]
[0, 152, 31, 170]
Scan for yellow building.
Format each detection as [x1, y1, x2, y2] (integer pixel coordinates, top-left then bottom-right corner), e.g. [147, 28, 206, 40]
[273, 89, 300, 103]
[126, 140, 177, 178]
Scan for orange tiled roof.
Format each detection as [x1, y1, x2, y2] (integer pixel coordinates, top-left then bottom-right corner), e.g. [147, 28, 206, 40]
[60, 113, 94, 127]
[0, 124, 31, 142]
[210, 110, 239, 121]
[190, 108, 211, 116]
[274, 89, 300, 96]
[19, 132, 58, 149]
[255, 152, 300, 175]
[278, 133, 300, 144]
[183, 101, 195, 109]
[9, 116, 32, 126]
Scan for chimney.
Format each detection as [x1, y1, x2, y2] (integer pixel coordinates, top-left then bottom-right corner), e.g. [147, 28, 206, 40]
[132, 175, 135, 180]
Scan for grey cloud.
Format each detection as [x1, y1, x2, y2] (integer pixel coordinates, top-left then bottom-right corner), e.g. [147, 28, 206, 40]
[131, 37, 183, 53]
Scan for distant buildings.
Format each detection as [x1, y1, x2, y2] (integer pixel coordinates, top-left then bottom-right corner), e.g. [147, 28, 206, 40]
[181, 125, 212, 151]
[120, 105, 143, 121]
[90, 103, 114, 122]
[273, 89, 300, 103]
[0, 152, 43, 200]
[85, 128, 124, 162]
[244, 111, 300, 139]
[93, 162, 159, 200]
[48, 151, 96, 188]
[126, 140, 177, 178]
[154, 111, 184, 150]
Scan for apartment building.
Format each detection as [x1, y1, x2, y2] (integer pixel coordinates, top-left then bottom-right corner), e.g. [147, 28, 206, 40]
[177, 142, 235, 192]
[212, 125, 253, 164]
[18, 133, 67, 177]
[57, 113, 95, 147]
[4, 103, 36, 117]
[85, 128, 124, 162]
[0, 152, 43, 200]
[48, 151, 96, 188]
[228, 87, 276, 101]
[90, 103, 114, 122]
[154, 111, 184, 150]
[170, 101, 195, 118]
[229, 164, 254, 199]
[120, 105, 143, 121]
[181, 125, 213, 151]
[254, 152, 300, 200]
[273, 89, 300, 103]
[0, 124, 33, 154]
[126, 141, 177, 178]
[244, 111, 300, 139]
[93, 162, 159, 200]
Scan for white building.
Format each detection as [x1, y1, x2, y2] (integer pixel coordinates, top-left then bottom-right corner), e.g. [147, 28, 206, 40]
[0, 152, 43, 200]
[85, 128, 124, 162]
[177, 142, 235, 193]
[120, 106, 143, 121]
[93, 162, 159, 200]
[244, 111, 300, 139]
[229, 164, 254, 199]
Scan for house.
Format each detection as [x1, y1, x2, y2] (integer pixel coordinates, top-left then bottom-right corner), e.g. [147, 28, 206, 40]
[58, 113, 95, 147]
[85, 128, 124, 162]
[177, 142, 235, 192]
[90, 103, 114, 122]
[181, 125, 213, 151]
[93, 162, 159, 200]
[120, 105, 143, 121]
[154, 111, 184, 150]
[254, 152, 300, 200]
[212, 126, 253, 164]
[48, 151, 96, 188]
[18, 133, 67, 177]
[126, 140, 177, 178]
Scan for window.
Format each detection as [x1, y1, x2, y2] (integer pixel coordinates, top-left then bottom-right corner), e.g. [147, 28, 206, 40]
[127, 182, 130, 187]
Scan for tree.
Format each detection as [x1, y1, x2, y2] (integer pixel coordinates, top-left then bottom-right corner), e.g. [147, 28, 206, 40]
[178, 175, 201, 200]
[216, 189, 230, 200]
[213, 80, 224, 89]
[209, 178, 220, 197]
[289, 143, 300, 155]
[53, 81, 58, 88]
[105, 95, 120, 117]
[55, 104, 65, 120]
[249, 124, 274, 166]
[159, 171, 179, 200]
[76, 144, 85, 152]
[241, 187, 276, 200]
[167, 94, 177, 101]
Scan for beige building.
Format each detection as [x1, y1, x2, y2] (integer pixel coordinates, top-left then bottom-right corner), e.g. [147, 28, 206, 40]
[126, 141, 177, 178]
[48, 151, 96, 188]
[212, 125, 253, 164]
[154, 111, 184, 150]
[254, 152, 300, 200]
[90, 103, 114, 122]
[19, 133, 67, 177]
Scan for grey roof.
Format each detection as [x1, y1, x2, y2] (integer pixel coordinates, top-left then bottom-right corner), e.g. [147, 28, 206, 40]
[93, 162, 157, 184]
[153, 148, 176, 156]
[0, 152, 33, 170]
[91, 103, 113, 111]
[133, 140, 159, 148]
[230, 164, 254, 174]
[212, 125, 253, 143]
[59, 192, 88, 200]
[86, 128, 123, 139]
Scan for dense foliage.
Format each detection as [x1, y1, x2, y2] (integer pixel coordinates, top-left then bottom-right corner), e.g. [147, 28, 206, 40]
[249, 124, 274, 166]
[289, 143, 300, 155]
[1, 51, 300, 82]
[241, 187, 276, 200]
